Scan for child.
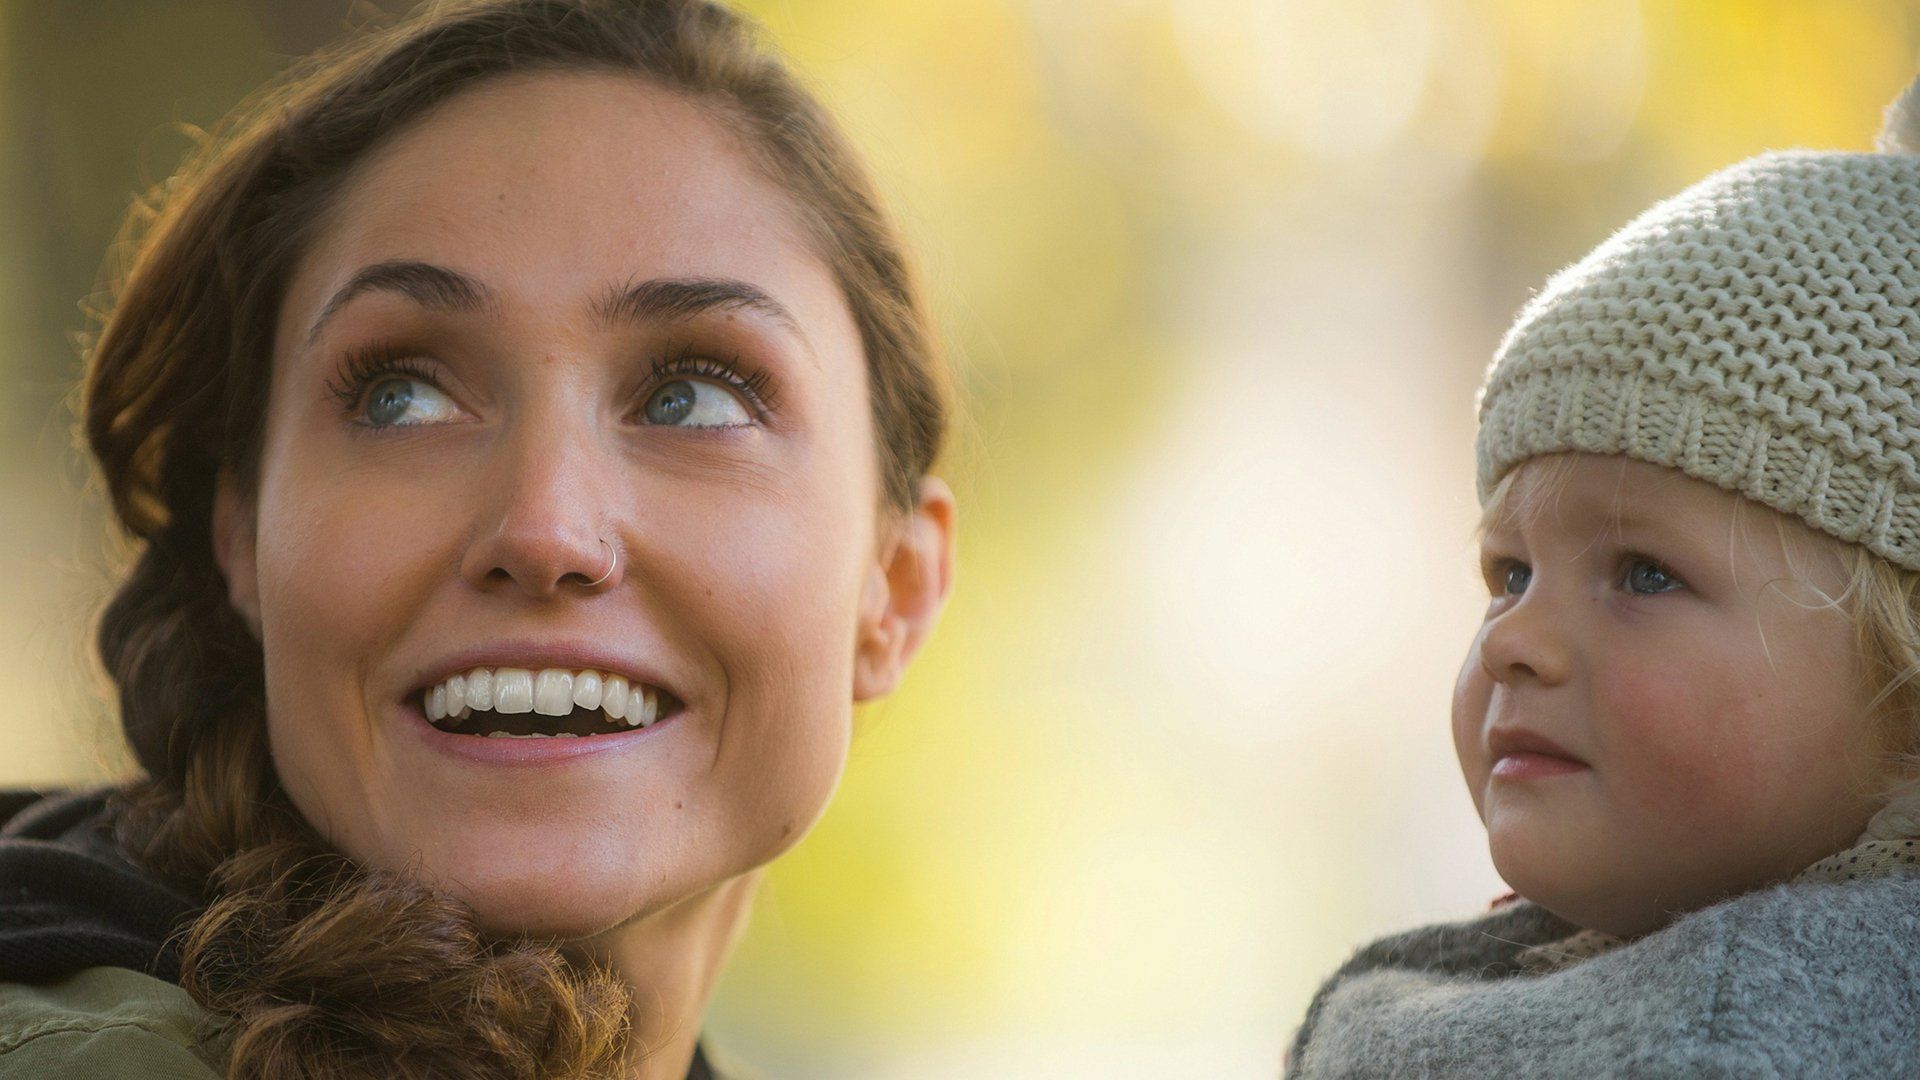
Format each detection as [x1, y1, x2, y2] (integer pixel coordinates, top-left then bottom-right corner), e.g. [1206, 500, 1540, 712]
[1286, 81, 1920, 1077]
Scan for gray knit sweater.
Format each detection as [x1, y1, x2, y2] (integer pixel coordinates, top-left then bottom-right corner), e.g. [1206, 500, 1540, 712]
[1286, 874, 1920, 1078]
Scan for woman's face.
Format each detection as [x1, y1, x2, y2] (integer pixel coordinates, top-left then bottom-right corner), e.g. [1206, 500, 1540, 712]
[213, 71, 947, 938]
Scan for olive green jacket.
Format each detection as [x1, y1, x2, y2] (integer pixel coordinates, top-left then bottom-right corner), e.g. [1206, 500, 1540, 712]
[1, 966, 755, 1078]
[0, 967, 221, 1078]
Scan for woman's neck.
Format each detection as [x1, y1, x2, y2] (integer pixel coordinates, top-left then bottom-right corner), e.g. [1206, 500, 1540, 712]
[577, 869, 763, 1080]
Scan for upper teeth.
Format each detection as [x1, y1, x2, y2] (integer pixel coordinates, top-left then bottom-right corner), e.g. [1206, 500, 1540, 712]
[423, 666, 660, 728]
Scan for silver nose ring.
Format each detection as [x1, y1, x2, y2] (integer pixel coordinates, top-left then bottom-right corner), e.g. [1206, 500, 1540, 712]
[583, 538, 617, 587]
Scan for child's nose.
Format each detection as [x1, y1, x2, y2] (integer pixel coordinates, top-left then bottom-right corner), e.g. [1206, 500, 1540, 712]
[1478, 592, 1572, 685]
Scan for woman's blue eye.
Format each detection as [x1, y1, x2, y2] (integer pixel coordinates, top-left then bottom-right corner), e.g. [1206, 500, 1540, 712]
[1502, 563, 1531, 596]
[1624, 559, 1680, 595]
[642, 378, 750, 427]
[365, 376, 458, 427]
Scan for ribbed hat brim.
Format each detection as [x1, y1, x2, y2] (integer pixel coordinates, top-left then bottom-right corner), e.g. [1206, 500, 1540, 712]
[1474, 150, 1920, 570]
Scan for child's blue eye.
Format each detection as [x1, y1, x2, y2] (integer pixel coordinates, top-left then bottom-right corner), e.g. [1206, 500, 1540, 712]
[1502, 563, 1531, 596]
[1624, 558, 1680, 595]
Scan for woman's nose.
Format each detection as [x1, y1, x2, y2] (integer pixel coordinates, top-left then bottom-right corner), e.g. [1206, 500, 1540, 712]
[1477, 588, 1571, 685]
[459, 421, 623, 597]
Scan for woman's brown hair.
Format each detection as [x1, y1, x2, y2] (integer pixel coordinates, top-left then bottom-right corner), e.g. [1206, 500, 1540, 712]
[83, 1, 948, 1075]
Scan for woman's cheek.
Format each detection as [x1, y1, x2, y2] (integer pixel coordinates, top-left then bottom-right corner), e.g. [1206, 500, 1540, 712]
[662, 495, 865, 838]
[261, 485, 426, 645]
[690, 482, 869, 649]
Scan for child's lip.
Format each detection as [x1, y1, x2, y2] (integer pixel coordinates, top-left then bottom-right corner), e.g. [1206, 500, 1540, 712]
[1490, 751, 1588, 781]
[1487, 726, 1586, 765]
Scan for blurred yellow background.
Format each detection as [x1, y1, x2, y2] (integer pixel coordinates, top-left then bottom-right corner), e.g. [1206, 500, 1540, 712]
[2, 1, 1916, 1075]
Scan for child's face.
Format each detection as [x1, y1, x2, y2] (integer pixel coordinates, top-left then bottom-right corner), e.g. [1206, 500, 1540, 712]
[1453, 453, 1894, 938]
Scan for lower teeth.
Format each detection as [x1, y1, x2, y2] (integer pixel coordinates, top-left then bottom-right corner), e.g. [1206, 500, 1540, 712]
[485, 731, 581, 739]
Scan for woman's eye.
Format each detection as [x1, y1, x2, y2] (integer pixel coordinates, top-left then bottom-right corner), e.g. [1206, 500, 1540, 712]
[364, 376, 458, 428]
[641, 378, 751, 427]
[1624, 558, 1681, 595]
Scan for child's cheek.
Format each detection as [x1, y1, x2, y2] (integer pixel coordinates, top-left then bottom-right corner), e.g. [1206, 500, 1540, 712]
[1590, 655, 1768, 828]
[1450, 648, 1493, 819]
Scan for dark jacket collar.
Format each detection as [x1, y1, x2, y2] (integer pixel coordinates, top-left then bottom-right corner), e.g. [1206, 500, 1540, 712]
[0, 787, 197, 984]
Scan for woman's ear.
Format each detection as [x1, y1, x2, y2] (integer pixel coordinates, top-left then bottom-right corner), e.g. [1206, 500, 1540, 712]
[212, 468, 263, 638]
[853, 475, 957, 702]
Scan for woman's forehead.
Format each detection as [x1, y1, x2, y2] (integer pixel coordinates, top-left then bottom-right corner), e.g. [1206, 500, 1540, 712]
[343, 70, 779, 222]
[276, 71, 853, 361]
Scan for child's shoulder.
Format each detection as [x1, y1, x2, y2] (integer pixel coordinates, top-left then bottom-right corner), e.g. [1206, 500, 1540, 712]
[1667, 866, 1907, 945]
[1286, 875, 1920, 1078]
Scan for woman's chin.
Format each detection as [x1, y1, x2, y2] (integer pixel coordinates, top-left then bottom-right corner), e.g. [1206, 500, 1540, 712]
[451, 874, 655, 941]
[388, 837, 671, 939]
[454, 864, 765, 948]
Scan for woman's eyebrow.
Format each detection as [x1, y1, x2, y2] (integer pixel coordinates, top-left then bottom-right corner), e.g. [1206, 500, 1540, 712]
[303, 259, 809, 351]
[590, 275, 806, 344]
[305, 260, 499, 346]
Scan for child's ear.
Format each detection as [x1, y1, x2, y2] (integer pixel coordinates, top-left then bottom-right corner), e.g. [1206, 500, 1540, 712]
[853, 476, 957, 702]
[211, 467, 263, 639]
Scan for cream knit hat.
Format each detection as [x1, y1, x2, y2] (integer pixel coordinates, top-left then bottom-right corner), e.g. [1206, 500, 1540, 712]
[1474, 89, 1920, 570]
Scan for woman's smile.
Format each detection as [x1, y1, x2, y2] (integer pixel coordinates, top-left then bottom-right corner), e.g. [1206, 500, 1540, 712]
[404, 694, 685, 767]
[395, 640, 693, 766]
[407, 641, 686, 733]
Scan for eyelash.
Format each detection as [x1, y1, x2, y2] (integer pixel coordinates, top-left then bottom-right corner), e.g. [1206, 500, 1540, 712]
[323, 339, 780, 427]
[323, 342, 425, 423]
[648, 341, 779, 416]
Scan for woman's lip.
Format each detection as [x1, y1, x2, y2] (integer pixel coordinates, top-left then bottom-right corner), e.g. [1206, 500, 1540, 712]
[1491, 751, 1589, 780]
[400, 698, 679, 767]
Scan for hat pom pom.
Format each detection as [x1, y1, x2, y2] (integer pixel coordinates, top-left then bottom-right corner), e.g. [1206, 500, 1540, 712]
[1877, 72, 1920, 154]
